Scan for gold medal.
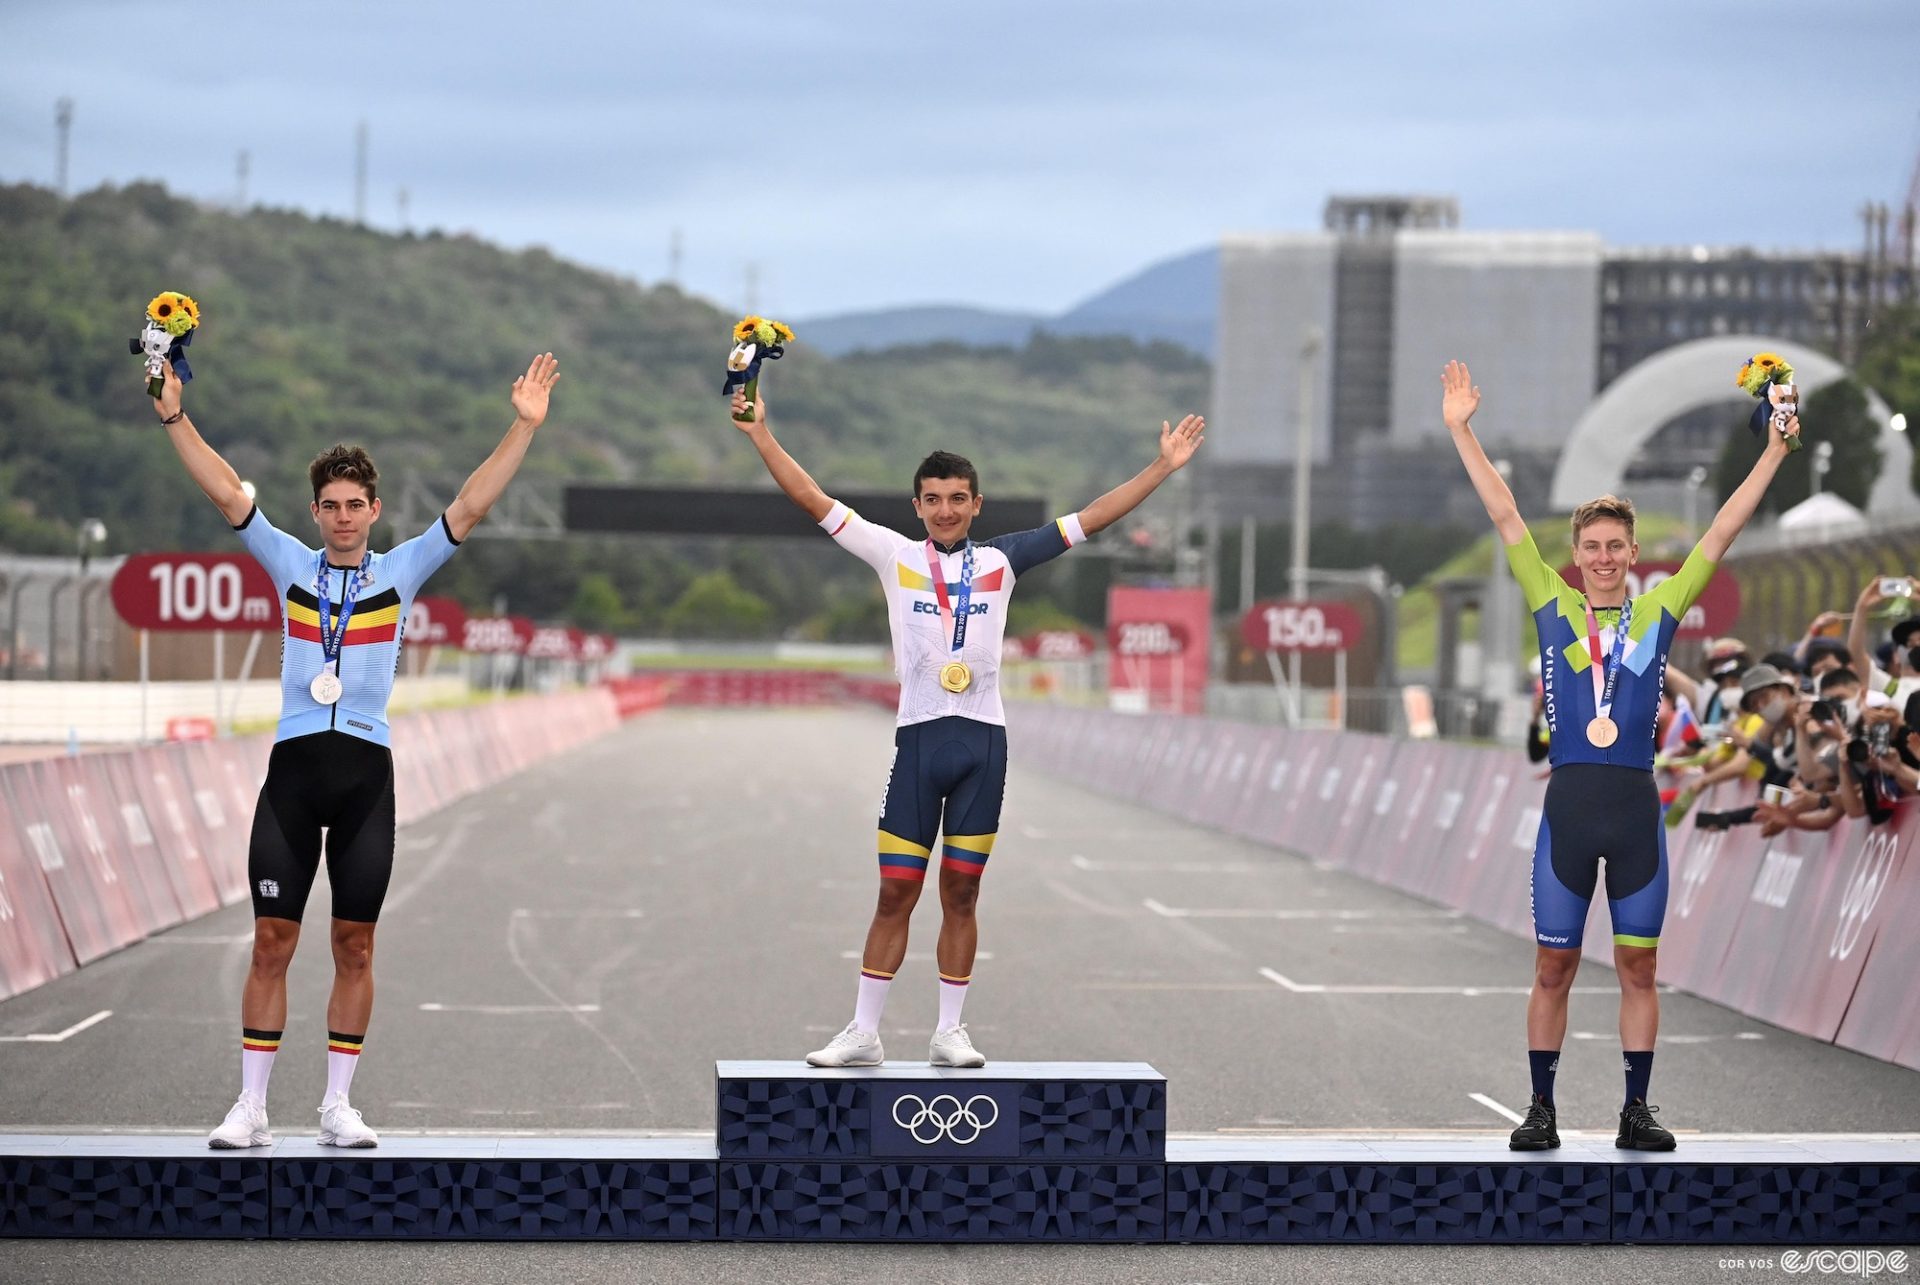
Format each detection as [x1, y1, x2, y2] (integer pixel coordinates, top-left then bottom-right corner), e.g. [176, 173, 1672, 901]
[939, 661, 972, 693]
[1586, 716, 1619, 748]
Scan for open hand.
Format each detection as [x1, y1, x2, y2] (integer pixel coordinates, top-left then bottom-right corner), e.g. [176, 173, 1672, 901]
[1159, 414, 1205, 470]
[510, 352, 561, 428]
[1441, 360, 1481, 430]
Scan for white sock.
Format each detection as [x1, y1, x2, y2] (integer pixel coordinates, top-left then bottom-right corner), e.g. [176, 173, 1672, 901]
[938, 973, 970, 1031]
[325, 1032, 363, 1103]
[853, 970, 893, 1034]
[241, 1029, 280, 1104]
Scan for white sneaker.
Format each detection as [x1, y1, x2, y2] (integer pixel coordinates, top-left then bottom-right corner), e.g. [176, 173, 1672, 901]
[207, 1096, 273, 1149]
[316, 1097, 380, 1148]
[806, 1022, 885, 1067]
[929, 1024, 986, 1068]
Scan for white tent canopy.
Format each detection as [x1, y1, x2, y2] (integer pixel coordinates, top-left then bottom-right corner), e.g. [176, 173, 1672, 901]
[1776, 491, 1869, 537]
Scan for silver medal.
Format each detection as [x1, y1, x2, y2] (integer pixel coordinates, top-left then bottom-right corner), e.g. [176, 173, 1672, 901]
[310, 669, 343, 705]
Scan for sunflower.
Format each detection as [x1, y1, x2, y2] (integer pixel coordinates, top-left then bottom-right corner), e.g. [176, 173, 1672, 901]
[1737, 351, 1792, 397]
[770, 321, 795, 345]
[147, 290, 201, 338]
[734, 315, 765, 343]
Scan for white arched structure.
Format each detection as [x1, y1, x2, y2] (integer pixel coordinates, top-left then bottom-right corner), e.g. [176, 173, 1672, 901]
[1549, 335, 1915, 518]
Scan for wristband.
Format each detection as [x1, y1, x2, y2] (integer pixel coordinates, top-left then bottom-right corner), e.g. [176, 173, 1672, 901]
[160, 410, 185, 426]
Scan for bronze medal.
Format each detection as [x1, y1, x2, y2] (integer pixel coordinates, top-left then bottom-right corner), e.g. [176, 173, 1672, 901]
[1586, 716, 1619, 748]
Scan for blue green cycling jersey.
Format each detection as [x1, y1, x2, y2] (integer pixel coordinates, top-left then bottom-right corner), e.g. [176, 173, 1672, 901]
[1505, 530, 1718, 771]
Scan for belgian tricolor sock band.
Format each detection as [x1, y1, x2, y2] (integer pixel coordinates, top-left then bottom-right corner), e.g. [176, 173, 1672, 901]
[240, 1028, 281, 1104]
[325, 1031, 364, 1104]
[853, 968, 893, 1035]
[937, 972, 970, 1032]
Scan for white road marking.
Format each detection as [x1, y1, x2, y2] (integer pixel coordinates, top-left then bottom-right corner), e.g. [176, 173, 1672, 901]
[1570, 1030, 1764, 1044]
[1071, 855, 1258, 874]
[511, 909, 644, 920]
[0, 1009, 113, 1043]
[148, 933, 254, 945]
[1470, 1092, 1526, 1125]
[1150, 899, 1460, 922]
[1259, 967, 1615, 996]
[418, 1003, 601, 1014]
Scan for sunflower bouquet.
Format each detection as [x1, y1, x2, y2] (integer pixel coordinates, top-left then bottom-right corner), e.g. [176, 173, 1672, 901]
[131, 291, 200, 399]
[722, 315, 794, 423]
[1736, 351, 1801, 452]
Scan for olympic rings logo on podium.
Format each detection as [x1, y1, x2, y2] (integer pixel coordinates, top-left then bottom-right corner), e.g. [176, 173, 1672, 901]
[890, 1092, 1000, 1145]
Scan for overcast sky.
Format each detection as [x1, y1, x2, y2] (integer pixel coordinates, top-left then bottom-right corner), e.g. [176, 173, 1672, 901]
[3, 1, 1915, 318]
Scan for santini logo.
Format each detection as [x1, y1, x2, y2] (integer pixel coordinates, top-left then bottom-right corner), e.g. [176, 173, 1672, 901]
[258, 879, 280, 899]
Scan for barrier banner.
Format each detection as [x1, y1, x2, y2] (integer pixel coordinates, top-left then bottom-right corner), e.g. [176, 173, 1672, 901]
[172, 742, 252, 901]
[1250, 730, 1324, 854]
[1365, 740, 1456, 894]
[1652, 783, 1767, 995]
[154, 744, 246, 902]
[95, 751, 219, 921]
[1718, 819, 1908, 1042]
[0, 760, 146, 964]
[1321, 736, 1400, 871]
[0, 787, 77, 1000]
[1831, 811, 1919, 1065]
[1426, 762, 1526, 933]
[58, 755, 183, 938]
[1222, 729, 1285, 842]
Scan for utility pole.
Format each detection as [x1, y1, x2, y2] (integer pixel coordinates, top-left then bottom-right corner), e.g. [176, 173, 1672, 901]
[397, 186, 410, 231]
[353, 120, 368, 224]
[235, 149, 250, 209]
[54, 98, 73, 195]
[1288, 327, 1324, 603]
[668, 228, 684, 286]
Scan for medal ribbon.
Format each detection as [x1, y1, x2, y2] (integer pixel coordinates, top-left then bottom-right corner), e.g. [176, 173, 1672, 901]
[1583, 597, 1632, 724]
[316, 554, 371, 672]
[924, 540, 975, 654]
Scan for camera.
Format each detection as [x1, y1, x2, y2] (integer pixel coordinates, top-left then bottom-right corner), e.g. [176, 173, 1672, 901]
[1881, 577, 1912, 599]
[1809, 699, 1838, 725]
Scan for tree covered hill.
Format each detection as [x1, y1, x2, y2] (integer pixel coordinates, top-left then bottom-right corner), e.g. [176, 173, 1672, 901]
[0, 182, 1209, 635]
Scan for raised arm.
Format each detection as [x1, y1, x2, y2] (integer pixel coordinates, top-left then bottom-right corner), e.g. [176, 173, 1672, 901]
[731, 390, 833, 522]
[1697, 424, 1793, 563]
[1441, 360, 1527, 546]
[444, 352, 560, 542]
[153, 364, 252, 526]
[1076, 413, 1204, 536]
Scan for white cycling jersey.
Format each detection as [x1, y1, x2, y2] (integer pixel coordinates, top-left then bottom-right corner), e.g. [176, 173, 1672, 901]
[819, 499, 1085, 728]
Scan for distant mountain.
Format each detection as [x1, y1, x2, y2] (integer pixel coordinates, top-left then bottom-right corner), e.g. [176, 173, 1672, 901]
[798, 304, 1044, 356]
[799, 247, 1220, 360]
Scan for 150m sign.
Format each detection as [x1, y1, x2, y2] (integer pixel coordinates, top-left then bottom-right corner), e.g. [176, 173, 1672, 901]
[1240, 600, 1365, 654]
[110, 553, 279, 632]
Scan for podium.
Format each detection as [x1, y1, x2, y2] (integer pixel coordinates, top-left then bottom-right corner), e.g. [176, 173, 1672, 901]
[4, 1063, 1919, 1243]
[716, 1060, 1166, 1240]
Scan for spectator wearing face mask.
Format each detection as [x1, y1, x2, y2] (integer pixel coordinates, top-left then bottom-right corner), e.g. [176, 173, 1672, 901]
[1687, 663, 1798, 797]
[1665, 639, 1747, 737]
[1846, 577, 1920, 704]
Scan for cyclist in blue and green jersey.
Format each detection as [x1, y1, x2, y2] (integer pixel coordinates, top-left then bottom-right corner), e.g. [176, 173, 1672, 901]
[156, 353, 560, 1152]
[1442, 360, 1791, 1154]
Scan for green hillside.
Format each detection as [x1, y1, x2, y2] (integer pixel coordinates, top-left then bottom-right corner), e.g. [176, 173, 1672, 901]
[0, 182, 1208, 635]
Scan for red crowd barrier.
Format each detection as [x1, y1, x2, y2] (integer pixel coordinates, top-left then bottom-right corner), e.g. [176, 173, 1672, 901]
[0, 686, 631, 1003]
[1008, 704, 1920, 1069]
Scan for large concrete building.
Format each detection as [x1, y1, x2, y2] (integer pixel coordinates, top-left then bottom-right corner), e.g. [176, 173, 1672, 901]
[1210, 196, 1913, 530]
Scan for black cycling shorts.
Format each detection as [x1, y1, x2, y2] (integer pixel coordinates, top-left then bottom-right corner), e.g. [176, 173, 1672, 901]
[248, 731, 396, 924]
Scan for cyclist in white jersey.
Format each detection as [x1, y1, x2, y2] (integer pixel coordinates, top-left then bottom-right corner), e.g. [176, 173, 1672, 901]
[732, 388, 1204, 1067]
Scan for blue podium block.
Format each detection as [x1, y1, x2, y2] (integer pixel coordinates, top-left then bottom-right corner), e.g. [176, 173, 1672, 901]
[1165, 1139, 1613, 1244]
[1612, 1144, 1920, 1245]
[268, 1137, 717, 1241]
[0, 1135, 269, 1238]
[715, 1061, 1167, 1161]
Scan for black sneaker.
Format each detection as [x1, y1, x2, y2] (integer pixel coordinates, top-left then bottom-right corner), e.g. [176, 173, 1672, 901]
[1509, 1094, 1560, 1150]
[1616, 1099, 1676, 1151]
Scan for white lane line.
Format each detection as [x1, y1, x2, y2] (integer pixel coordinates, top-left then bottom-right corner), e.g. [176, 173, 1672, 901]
[148, 933, 254, 945]
[512, 909, 644, 920]
[1072, 855, 1258, 874]
[1570, 1030, 1765, 1044]
[1259, 968, 1616, 996]
[418, 1003, 601, 1014]
[1470, 1092, 1526, 1125]
[1151, 899, 1460, 922]
[0, 1010, 113, 1043]
[838, 951, 996, 962]
[1047, 879, 1132, 918]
